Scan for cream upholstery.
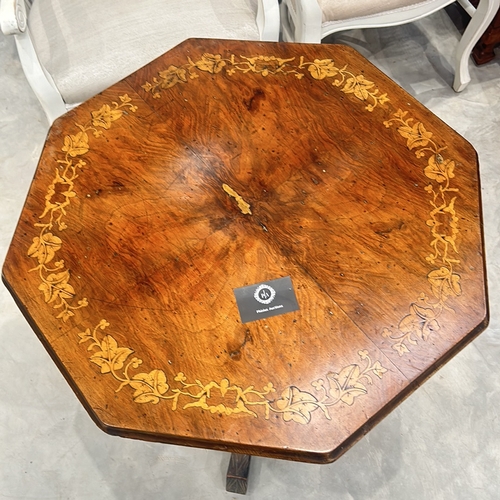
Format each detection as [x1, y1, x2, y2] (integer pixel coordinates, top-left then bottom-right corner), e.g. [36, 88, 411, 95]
[0, 0, 280, 123]
[29, 0, 262, 105]
[281, 0, 500, 92]
[317, 0, 441, 23]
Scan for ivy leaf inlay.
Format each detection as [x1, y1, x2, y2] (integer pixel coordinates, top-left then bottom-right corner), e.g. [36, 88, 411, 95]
[62, 131, 89, 157]
[28, 232, 62, 265]
[275, 386, 319, 424]
[398, 304, 440, 341]
[130, 370, 169, 404]
[428, 267, 462, 299]
[327, 365, 368, 405]
[90, 335, 134, 374]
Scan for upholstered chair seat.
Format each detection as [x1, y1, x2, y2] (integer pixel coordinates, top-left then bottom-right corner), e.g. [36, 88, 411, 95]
[317, 0, 446, 23]
[280, 0, 500, 92]
[0, 0, 280, 122]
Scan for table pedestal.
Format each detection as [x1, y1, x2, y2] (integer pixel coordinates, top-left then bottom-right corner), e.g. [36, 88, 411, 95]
[226, 454, 252, 495]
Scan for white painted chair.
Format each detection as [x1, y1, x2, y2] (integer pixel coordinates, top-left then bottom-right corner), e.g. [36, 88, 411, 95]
[280, 0, 500, 92]
[0, 0, 280, 124]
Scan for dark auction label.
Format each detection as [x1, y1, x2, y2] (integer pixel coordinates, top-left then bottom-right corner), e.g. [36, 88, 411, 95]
[233, 276, 299, 324]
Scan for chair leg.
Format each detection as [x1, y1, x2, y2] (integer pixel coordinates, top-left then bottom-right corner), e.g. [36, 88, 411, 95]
[14, 29, 68, 123]
[226, 453, 252, 495]
[453, 0, 500, 91]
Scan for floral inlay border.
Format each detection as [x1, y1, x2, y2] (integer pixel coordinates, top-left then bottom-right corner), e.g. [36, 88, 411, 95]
[79, 320, 386, 424]
[25, 49, 463, 425]
[142, 53, 389, 112]
[381, 111, 461, 355]
[28, 95, 138, 321]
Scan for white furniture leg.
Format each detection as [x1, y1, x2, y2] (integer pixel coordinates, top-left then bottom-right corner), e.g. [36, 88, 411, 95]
[454, 0, 500, 91]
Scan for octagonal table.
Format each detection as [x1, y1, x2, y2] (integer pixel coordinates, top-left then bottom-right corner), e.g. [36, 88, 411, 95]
[2, 39, 488, 494]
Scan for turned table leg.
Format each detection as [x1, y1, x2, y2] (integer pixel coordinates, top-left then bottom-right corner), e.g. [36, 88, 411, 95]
[226, 453, 252, 495]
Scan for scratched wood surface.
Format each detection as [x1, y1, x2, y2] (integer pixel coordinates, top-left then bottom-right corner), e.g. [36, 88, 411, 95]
[2, 39, 488, 463]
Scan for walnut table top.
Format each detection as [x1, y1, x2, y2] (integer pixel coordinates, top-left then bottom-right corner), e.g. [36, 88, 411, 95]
[2, 39, 488, 464]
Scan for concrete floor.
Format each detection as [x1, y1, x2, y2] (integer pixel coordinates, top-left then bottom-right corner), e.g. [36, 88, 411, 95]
[1, 9, 500, 500]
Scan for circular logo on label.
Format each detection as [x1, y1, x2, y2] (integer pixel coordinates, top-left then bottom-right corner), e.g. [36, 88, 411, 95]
[254, 284, 276, 305]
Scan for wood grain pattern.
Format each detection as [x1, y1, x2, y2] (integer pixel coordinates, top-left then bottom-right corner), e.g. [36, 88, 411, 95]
[2, 39, 488, 464]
